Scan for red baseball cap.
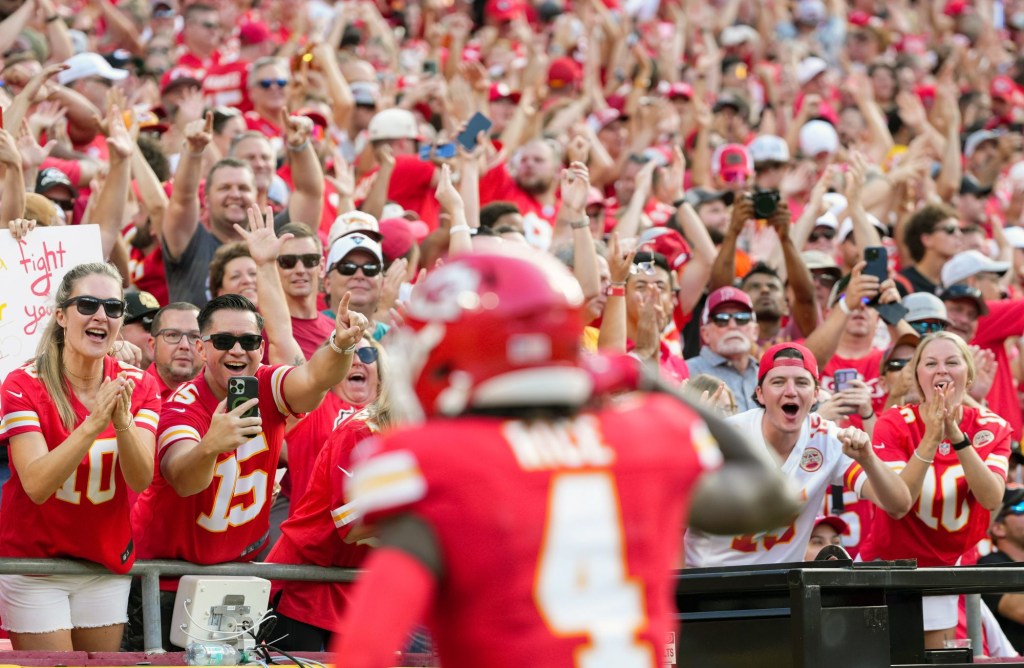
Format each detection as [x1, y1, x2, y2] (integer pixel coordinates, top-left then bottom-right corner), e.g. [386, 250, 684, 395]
[758, 342, 820, 383]
[486, 0, 525, 22]
[238, 20, 271, 46]
[712, 143, 753, 184]
[701, 286, 753, 324]
[489, 82, 521, 103]
[813, 515, 849, 535]
[640, 227, 691, 270]
[991, 75, 1024, 105]
[160, 67, 202, 95]
[378, 217, 427, 263]
[547, 57, 582, 90]
[664, 82, 693, 100]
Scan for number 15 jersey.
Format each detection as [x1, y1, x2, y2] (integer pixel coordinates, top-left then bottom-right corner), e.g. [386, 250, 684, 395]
[131, 364, 300, 566]
[344, 393, 722, 668]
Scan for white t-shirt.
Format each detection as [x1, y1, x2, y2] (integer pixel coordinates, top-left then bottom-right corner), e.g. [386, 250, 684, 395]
[684, 408, 868, 568]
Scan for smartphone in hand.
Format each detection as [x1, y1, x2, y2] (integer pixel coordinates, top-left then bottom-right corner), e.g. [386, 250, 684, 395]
[457, 112, 493, 152]
[227, 376, 260, 420]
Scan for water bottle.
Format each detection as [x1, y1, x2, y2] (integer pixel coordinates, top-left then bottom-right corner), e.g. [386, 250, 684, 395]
[184, 641, 242, 666]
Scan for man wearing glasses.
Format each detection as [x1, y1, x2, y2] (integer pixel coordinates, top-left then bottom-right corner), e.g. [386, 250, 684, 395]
[897, 204, 963, 295]
[323, 231, 389, 341]
[129, 292, 367, 649]
[244, 57, 291, 147]
[145, 303, 203, 402]
[685, 287, 761, 412]
[275, 223, 336, 360]
[176, 4, 222, 74]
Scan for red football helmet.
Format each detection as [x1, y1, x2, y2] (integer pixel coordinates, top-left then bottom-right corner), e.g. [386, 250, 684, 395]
[402, 244, 590, 417]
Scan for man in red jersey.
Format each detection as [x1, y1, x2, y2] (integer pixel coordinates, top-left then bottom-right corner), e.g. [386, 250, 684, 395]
[332, 244, 800, 667]
[126, 292, 367, 650]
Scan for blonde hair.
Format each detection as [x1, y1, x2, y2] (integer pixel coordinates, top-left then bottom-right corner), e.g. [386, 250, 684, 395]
[35, 263, 124, 431]
[361, 336, 393, 431]
[910, 331, 976, 400]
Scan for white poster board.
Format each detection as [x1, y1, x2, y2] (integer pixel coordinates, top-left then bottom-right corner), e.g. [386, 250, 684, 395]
[0, 226, 104, 381]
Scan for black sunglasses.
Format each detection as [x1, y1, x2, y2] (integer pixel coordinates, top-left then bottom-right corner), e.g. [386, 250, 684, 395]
[354, 347, 379, 364]
[812, 271, 840, 288]
[910, 320, 946, 336]
[202, 333, 263, 351]
[258, 78, 288, 89]
[333, 261, 382, 277]
[62, 296, 127, 319]
[710, 312, 754, 327]
[809, 228, 836, 242]
[885, 358, 911, 373]
[277, 254, 321, 270]
[936, 223, 961, 235]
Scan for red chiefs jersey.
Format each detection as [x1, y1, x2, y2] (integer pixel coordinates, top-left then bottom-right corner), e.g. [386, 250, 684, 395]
[277, 163, 339, 243]
[821, 348, 886, 431]
[126, 227, 169, 307]
[131, 364, 300, 571]
[858, 405, 1011, 567]
[203, 59, 252, 112]
[282, 392, 360, 502]
[354, 156, 439, 227]
[267, 415, 375, 629]
[343, 393, 722, 667]
[479, 163, 560, 228]
[0, 357, 161, 574]
[144, 363, 179, 403]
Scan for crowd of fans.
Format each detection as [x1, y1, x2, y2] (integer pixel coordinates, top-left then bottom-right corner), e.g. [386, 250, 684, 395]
[3, 0, 1024, 659]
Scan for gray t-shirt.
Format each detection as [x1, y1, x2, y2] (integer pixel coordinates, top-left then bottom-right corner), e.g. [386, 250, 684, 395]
[163, 226, 222, 307]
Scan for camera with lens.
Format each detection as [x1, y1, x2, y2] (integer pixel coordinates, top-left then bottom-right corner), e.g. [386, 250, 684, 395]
[749, 188, 780, 219]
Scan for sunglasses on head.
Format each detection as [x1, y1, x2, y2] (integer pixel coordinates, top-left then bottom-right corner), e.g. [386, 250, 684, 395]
[885, 357, 911, 373]
[202, 333, 263, 351]
[332, 261, 382, 277]
[354, 346, 379, 365]
[809, 228, 836, 242]
[258, 78, 288, 89]
[910, 320, 946, 335]
[710, 311, 754, 327]
[277, 253, 321, 270]
[62, 296, 127, 319]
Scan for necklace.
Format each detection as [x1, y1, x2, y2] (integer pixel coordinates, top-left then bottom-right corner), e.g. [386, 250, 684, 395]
[63, 366, 101, 384]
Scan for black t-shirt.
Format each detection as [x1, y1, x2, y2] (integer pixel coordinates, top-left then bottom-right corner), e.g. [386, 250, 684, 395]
[978, 550, 1024, 652]
[897, 265, 939, 296]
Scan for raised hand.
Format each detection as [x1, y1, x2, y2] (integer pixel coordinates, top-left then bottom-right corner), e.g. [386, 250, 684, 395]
[0, 128, 21, 167]
[83, 376, 129, 434]
[838, 426, 873, 463]
[184, 111, 214, 156]
[333, 292, 370, 351]
[560, 161, 590, 213]
[435, 163, 465, 213]
[284, 112, 314, 149]
[236, 207, 293, 266]
[110, 340, 143, 367]
[607, 233, 636, 285]
[105, 106, 135, 161]
[6, 218, 37, 241]
[111, 374, 136, 431]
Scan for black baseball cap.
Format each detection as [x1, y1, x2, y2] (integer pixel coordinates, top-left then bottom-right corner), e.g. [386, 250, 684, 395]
[938, 284, 989, 316]
[124, 291, 161, 330]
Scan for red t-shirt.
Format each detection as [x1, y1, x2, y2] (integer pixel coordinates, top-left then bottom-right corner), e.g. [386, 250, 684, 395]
[821, 348, 886, 431]
[131, 364, 300, 578]
[858, 405, 1011, 567]
[282, 392, 359, 502]
[267, 416, 375, 630]
[0, 358, 161, 573]
[128, 240, 169, 307]
[479, 163, 560, 228]
[277, 163, 340, 243]
[291, 314, 336, 362]
[354, 155, 438, 227]
[972, 299, 1024, 439]
[339, 393, 721, 664]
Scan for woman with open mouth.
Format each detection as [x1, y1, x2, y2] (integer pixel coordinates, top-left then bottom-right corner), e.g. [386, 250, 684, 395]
[0, 263, 161, 651]
[859, 331, 1012, 649]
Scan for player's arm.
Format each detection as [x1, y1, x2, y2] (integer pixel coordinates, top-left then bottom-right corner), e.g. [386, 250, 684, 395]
[282, 294, 365, 413]
[161, 398, 262, 497]
[332, 514, 440, 667]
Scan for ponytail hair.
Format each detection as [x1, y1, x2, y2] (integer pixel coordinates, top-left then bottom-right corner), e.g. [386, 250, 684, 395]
[35, 262, 124, 431]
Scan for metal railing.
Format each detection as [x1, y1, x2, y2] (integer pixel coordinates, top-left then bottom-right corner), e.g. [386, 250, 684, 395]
[0, 558, 360, 654]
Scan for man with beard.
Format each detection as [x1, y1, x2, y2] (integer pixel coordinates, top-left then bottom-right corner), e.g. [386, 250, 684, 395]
[739, 261, 818, 354]
[480, 139, 562, 235]
[685, 342, 910, 567]
[146, 303, 204, 401]
[686, 287, 761, 412]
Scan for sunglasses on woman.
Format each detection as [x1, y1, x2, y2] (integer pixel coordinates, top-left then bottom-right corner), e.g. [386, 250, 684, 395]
[61, 296, 127, 319]
[277, 254, 321, 270]
[354, 347, 379, 364]
[332, 261, 382, 277]
[202, 333, 264, 351]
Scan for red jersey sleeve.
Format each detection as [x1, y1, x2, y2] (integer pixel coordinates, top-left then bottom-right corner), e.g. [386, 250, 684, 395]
[974, 300, 1024, 346]
[0, 367, 44, 442]
[156, 381, 209, 460]
[870, 406, 913, 471]
[119, 360, 163, 434]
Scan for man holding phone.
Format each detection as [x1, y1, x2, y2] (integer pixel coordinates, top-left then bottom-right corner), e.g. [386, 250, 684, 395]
[129, 292, 368, 649]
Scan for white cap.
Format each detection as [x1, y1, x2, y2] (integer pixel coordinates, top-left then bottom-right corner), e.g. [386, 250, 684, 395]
[799, 120, 839, 157]
[58, 52, 129, 85]
[797, 56, 828, 85]
[814, 210, 839, 230]
[822, 192, 848, 217]
[963, 130, 1000, 159]
[941, 249, 1010, 287]
[720, 24, 760, 47]
[1003, 226, 1024, 249]
[326, 232, 383, 269]
[748, 135, 790, 164]
[368, 108, 419, 141]
[837, 213, 886, 241]
[795, 0, 826, 24]
[328, 211, 381, 247]
[903, 292, 949, 324]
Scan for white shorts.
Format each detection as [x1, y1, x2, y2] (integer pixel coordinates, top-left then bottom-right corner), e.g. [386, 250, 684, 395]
[0, 574, 131, 633]
[922, 594, 958, 632]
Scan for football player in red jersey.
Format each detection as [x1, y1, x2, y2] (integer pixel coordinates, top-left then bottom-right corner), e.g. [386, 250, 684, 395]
[0, 262, 161, 651]
[859, 332, 1011, 648]
[128, 290, 368, 649]
[332, 244, 801, 667]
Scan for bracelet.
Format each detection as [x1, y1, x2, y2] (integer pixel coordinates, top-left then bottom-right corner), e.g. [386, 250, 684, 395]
[606, 285, 626, 298]
[449, 224, 472, 235]
[860, 410, 875, 420]
[287, 139, 310, 153]
[329, 333, 356, 355]
[45, 14, 60, 22]
[952, 436, 972, 452]
[837, 298, 851, 315]
[114, 422, 132, 433]
[913, 450, 934, 464]
[610, 280, 626, 287]
[186, 148, 205, 158]
[570, 216, 590, 230]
